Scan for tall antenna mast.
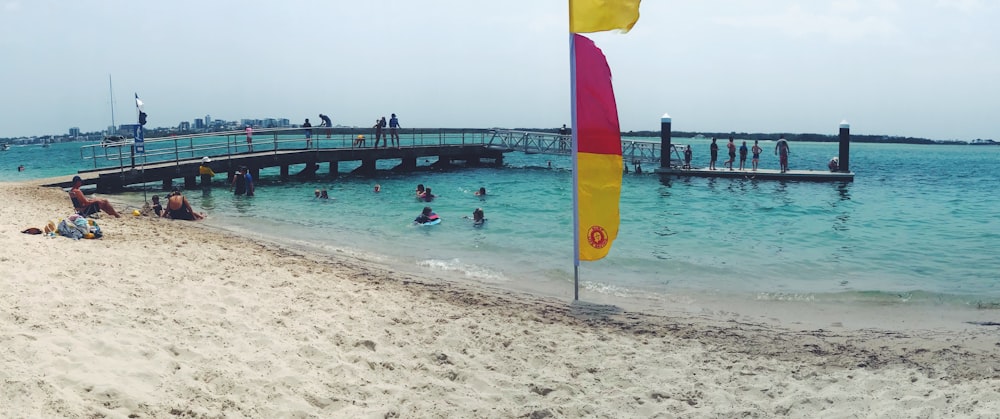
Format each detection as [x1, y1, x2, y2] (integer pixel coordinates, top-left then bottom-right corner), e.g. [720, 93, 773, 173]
[108, 74, 116, 134]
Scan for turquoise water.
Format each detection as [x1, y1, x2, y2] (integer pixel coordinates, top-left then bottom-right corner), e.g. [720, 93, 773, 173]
[5, 139, 1000, 308]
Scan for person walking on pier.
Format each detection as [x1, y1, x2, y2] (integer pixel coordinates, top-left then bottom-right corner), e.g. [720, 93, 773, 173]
[751, 140, 763, 171]
[389, 113, 400, 148]
[302, 118, 313, 148]
[725, 137, 736, 170]
[738, 141, 748, 171]
[709, 137, 719, 170]
[775, 135, 790, 173]
[319, 113, 333, 138]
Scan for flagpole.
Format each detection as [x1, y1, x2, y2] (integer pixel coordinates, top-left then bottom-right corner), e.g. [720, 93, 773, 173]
[569, 32, 581, 301]
[136, 93, 147, 203]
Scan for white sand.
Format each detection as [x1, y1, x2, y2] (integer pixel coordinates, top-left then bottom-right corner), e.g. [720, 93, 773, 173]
[2, 181, 999, 418]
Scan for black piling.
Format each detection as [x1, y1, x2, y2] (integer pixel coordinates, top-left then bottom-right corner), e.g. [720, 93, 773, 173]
[660, 113, 672, 169]
[838, 120, 850, 172]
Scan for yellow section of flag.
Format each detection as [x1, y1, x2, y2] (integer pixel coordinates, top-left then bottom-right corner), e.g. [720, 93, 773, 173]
[577, 152, 623, 261]
[569, 0, 641, 34]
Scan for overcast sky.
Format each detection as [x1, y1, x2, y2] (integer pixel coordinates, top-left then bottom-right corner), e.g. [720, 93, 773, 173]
[1, 0, 997, 141]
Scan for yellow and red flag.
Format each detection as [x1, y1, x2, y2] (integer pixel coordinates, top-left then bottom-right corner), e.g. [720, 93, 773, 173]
[568, 0, 638, 300]
[572, 33, 623, 261]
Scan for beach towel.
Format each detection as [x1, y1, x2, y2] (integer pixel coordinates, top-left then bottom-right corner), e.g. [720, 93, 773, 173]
[57, 216, 102, 240]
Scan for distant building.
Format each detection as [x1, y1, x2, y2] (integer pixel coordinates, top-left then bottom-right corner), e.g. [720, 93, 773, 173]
[69, 127, 81, 137]
[205, 114, 211, 127]
[194, 118, 204, 129]
[178, 121, 191, 131]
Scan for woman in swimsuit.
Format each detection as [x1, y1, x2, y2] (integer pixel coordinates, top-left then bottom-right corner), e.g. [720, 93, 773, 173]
[165, 189, 205, 221]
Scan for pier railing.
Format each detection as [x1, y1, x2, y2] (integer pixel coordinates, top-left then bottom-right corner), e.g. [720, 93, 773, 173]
[485, 129, 684, 166]
[80, 127, 496, 171]
[80, 127, 685, 171]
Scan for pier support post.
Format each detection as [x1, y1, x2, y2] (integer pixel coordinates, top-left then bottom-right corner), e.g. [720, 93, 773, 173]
[838, 120, 850, 172]
[328, 161, 339, 177]
[660, 113, 672, 168]
[184, 176, 197, 189]
[162, 178, 172, 191]
[401, 157, 417, 171]
[98, 174, 123, 193]
[280, 165, 289, 179]
[359, 159, 376, 174]
[250, 168, 260, 182]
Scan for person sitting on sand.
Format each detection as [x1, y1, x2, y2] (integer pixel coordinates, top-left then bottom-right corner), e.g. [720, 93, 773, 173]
[69, 175, 121, 217]
[150, 195, 163, 217]
[164, 189, 205, 221]
[414, 206, 440, 225]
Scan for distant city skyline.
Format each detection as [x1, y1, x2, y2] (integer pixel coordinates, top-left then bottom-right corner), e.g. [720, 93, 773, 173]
[1, 1, 997, 141]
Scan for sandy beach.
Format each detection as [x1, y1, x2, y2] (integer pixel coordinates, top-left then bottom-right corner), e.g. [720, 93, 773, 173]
[2, 181, 999, 418]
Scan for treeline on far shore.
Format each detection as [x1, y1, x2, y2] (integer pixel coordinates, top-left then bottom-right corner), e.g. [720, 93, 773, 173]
[514, 128, 990, 145]
[616, 130, 978, 145]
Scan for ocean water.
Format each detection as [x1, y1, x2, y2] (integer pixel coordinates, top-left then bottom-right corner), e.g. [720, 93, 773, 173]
[5, 138, 1000, 310]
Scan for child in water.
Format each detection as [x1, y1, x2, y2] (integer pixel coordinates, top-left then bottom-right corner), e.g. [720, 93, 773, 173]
[467, 208, 486, 227]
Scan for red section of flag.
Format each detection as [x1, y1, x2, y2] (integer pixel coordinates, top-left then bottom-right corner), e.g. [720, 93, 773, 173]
[573, 34, 622, 156]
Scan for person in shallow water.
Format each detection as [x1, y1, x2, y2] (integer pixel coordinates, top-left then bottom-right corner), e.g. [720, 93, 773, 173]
[464, 207, 486, 227]
[414, 206, 440, 224]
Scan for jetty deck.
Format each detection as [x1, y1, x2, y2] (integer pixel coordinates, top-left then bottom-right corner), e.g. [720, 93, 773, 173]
[655, 166, 854, 181]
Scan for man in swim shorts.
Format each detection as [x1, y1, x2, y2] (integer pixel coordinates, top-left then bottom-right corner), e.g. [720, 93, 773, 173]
[751, 140, 762, 171]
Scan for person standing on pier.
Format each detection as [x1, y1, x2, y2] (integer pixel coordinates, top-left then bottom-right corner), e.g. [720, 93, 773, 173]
[319, 114, 333, 138]
[738, 141, 748, 171]
[373, 118, 383, 148]
[245, 125, 253, 152]
[709, 137, 719, 170]
[389, 113, 400, 148]
[751, 140, 763, 171]
[725, 137, 736, 170]
[775, 135, 790, 173]
[302, 118, 313, 148]
[683, 145, 692, 169]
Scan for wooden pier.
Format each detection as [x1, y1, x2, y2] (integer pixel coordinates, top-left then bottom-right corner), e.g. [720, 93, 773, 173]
[63, 143, 504, 192]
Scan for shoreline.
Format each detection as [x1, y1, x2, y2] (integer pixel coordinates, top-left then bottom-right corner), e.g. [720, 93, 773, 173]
[3, 181, 1000, 417]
